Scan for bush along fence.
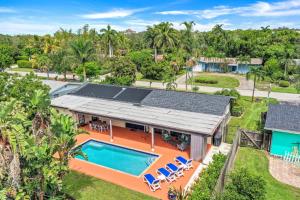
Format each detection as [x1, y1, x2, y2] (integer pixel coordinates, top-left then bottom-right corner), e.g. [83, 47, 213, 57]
[214, 129, 241, 195]
[188, 154, 227, 200]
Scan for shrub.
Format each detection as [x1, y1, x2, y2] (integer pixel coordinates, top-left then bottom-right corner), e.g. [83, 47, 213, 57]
[215, 89, 240, 99]
[16, 55, 29, 60]
[189, 154, 226, 200]
[222, 168, 266, 200]
[278, 80, 290, 87]
[231, 106, 244, 117]
[195, 77, 218, 84]
[192, 86, 199, 92]
[140, 61, 168, 80]
[17, 60, 32, 68]
[271, 71, 284, 81]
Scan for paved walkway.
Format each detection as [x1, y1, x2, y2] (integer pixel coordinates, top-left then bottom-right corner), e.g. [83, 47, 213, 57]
[269, 156, 300, 188]
[5, 69, 109, 81]
[135, 81, 300, 102]
[185, 143, 232, 191]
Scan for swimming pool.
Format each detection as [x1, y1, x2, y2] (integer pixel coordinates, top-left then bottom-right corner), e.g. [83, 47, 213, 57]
[75, 140, 159, 176]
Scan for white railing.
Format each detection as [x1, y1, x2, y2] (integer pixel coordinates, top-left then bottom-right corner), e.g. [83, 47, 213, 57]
[283, 151, 300, 164]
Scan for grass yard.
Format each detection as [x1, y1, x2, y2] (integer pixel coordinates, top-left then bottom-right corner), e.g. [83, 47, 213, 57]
[10, 67, 34, 72]
[188, 74, 239, 88]
[271, 86, 298, 94]
[63, 171, 157, 200]
[234, 147, 300, 200]
[226, 96, 278, 143]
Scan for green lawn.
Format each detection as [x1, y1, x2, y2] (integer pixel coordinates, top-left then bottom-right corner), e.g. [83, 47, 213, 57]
[271, 86, 298, 94]
[10, 67, 34, 72]
[226, 97, 277, 143]
[63, 171, 157, 200]
[188, 74, 239, 88]
[234, 147, 300, 200]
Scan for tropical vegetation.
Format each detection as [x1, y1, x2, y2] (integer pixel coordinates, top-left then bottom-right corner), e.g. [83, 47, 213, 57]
[233, 147, 300, 200]
[0, 73, 84, 199]
[0, 23, 299, 89]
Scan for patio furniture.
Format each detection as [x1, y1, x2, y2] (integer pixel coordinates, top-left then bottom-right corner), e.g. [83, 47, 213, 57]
[175, 156, 193, 170]
[162, 131, 172, 142]
[143, 174, 161, 192]
[157, 167, 176, 183]
[166, 163, 184, 177]
[177, 142, 188, 151]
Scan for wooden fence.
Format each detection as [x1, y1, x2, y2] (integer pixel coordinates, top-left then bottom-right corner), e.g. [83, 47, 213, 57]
[214, 129, 241, 194]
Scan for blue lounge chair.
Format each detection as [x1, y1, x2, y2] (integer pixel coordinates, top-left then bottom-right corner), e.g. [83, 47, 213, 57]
[175, 156, 193, 170]
[157, 167, 176, 183]
[166, 163, 184, 177]
[143, 174, 161, 192]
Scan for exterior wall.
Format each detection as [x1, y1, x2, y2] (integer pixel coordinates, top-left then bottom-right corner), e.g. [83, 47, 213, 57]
[55, 107, 76, 118]
[190, 134, 207, 161]
[193, 61, 260, 74]
[270, 130, 300, 156]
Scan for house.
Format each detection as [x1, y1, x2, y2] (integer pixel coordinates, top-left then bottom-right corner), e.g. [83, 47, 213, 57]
[265, 104, 300, 157]
[42, 80, 82, 98]
[193, 57, 263, 74]
[51, 83, 231, 161]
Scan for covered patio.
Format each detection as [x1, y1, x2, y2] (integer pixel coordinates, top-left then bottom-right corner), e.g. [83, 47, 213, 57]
[71, 125, 205, 200]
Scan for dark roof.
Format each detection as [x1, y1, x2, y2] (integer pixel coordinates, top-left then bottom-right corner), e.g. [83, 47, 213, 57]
[141, 90, 230, 116]
[73, 84, 123, 99]
[114, 87, 152, 103]
[72, 83, 231, 116]
[265, 104, 300, 133]
[72, 83, 152, 103]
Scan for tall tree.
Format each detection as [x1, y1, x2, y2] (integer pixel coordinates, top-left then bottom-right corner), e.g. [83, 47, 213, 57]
[70, 38, 94, 81]
[181, 21, 195, 56]
[154, 22, 178, 53]
[145, 26, 159, 62]
[100, 25, 118, 58]
[246, 66, 265, 102]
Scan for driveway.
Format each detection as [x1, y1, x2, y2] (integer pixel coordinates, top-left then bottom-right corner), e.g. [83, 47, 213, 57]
[175, 72, 254, 90]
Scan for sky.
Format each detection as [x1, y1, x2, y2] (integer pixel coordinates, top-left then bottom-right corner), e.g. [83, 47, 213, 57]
[0, 0, 300, 35]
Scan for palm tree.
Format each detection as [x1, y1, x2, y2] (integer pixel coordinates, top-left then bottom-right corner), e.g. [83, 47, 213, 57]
[181, 21, 195, 55]
[246, 66, 265, 102]
[70, 38, 94, 81]
[29, 89, 51, 141]
[281, 46, 295, 77]
[100, 25, 118, 58]
[154, 22, 178, 53]
[145, 26, 159, 62]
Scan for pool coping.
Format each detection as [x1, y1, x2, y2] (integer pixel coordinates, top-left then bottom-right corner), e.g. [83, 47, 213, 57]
[73, 138, 162, 178]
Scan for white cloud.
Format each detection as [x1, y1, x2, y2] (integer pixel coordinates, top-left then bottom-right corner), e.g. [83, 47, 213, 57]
[0, 7, 16, 13]
[156, 0, 300, 18]
[80, 8, 147, 19]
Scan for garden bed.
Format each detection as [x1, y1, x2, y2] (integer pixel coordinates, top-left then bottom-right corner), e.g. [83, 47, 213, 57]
[188, 74, 239, 88]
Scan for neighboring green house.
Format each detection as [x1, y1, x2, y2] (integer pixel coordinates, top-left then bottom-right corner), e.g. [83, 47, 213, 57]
[265, 104, 300, 157]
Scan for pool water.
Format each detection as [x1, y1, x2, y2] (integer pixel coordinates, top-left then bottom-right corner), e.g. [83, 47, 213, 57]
[75, 140, 158, 176]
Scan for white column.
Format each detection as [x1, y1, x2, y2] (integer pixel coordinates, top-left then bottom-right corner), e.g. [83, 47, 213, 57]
[110, 119, 113, 142]
[151, 127, 154, 151]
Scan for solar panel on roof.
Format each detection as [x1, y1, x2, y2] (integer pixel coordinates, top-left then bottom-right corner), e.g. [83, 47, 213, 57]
[114, 88, 152, 103]
[73, 84, 123, 99]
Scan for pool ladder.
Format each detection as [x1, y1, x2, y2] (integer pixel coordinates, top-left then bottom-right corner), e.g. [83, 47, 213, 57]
[146, 157, 155, 166]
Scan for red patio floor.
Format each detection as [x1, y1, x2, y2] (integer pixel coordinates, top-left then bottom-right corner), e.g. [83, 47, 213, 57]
[70, 126, 202, 200]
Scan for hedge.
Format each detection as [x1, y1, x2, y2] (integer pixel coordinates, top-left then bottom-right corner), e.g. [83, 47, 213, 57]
[189, 154, 226, 200]
[17, 60, 32, 68]
[16, 55, 29, 61]
[278, 80, 290, 87]
[195, 77, 218, 84]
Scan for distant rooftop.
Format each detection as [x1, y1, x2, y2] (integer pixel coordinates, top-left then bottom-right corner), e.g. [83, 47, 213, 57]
[265, 104, 300, 134]
[199, 57, 263, 65]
